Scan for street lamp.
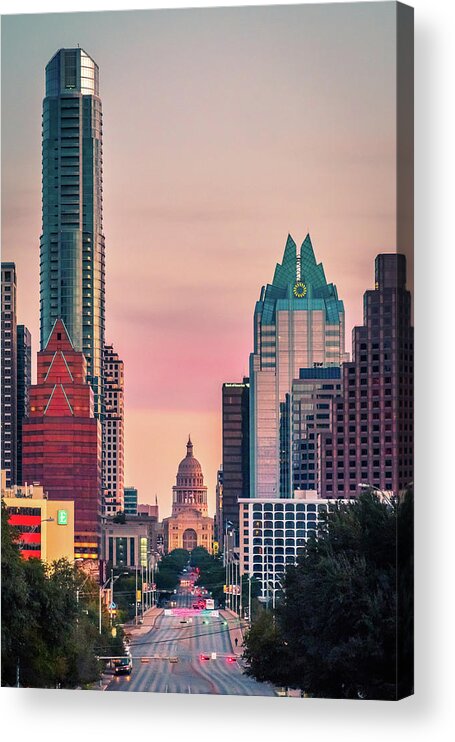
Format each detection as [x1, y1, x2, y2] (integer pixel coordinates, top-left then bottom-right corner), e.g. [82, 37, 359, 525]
[99, 570, 127, 634]
[17, 516, 54, 549]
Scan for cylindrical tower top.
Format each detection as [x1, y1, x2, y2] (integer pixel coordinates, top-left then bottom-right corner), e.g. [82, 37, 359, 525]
[45, 48, 99, 97]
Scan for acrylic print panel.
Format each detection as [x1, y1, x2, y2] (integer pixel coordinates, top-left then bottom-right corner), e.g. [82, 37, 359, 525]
[1, 1, 413, 700]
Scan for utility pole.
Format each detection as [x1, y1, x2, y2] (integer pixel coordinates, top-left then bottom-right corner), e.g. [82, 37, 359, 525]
[135, 566, 138, 625]
[110, 568, 114, 627]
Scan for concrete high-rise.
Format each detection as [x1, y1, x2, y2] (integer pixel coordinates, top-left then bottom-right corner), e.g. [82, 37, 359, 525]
[16, 325, 32, 487]
[103, 344, 124, 515]
[221, 379, 250, 534]
[40, 48, 105, 419]
[318, 254, 413, 498]
[291, 367, 342, 493]
[249, 234, 348, 499]
[1, 262, 18, 486]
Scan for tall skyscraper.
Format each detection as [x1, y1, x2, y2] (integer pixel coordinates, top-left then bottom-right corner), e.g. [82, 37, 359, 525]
[249, 234, 348, 499]
[222, 379, 250, 534]
[318, 254, 413, 498]
[22, 319, 102, 560]
[16, 325, 32, 487]
[40, 48, 105, 419]
[1, 262, 18, 486]
[103, 344, 124, 515]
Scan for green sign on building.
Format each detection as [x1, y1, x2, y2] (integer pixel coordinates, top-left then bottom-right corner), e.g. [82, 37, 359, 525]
[57, 509, 68, 525]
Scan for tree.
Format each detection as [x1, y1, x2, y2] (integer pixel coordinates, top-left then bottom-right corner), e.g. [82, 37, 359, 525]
[243, 492, 413, 700]
[1, 503, 125, 688]
[243, 610, 292, 686]
[1, 502, 31, 686]
[191, 548, 226, 605]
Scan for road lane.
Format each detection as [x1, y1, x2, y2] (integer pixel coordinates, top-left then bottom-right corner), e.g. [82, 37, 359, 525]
[107, 601, 276, 696]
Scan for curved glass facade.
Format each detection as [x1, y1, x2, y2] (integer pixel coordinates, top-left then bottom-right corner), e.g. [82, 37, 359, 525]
[40, 48, 105, 419]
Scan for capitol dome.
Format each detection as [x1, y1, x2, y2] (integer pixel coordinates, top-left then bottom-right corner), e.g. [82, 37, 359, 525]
[177, 435, 202, 476]
[172, 436, 207, 514]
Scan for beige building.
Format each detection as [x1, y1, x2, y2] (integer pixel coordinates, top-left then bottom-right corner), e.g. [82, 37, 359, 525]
[1, 471, 74, 563]
[101, 519, 154, 568]
[163, 437, 214, 554]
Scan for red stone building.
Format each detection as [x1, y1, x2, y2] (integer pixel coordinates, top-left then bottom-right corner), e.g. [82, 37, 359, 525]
[22, 319, 102, 560]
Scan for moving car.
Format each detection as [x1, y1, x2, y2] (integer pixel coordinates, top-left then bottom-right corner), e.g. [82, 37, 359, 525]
[113, 657, 133, 676]
[226, 656, 237, 664]
[199, 654, 211, 661]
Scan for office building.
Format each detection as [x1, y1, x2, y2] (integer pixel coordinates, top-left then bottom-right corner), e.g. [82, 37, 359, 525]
[222, 379, 249, 534]
[215, 468, 223, 545]
[2, 471, 74, 562]
[124, 486, 138, 516]
[101, 520, 152, 569]
[103, 344, 124, 515]
[318, 254, 413, 497]
[291, 368, 341, 493]
[1, 263, 18, 486]
[249, 234, 348, 499]
[163, 437, 214, 554]
[16, 325, 32, 487]
[239, 494, 338, 604]
[22, 319, 102, 560]
[40, 48, 105, 418]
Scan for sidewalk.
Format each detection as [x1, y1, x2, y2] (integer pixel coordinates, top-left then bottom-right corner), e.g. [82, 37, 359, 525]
[220, 608, 245, 657]
[123, 606, 163, 640]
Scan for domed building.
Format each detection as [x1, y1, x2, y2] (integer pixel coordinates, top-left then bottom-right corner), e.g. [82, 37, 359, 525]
[163, 437, 214, 554]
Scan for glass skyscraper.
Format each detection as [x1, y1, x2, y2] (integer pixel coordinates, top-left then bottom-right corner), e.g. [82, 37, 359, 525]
[249, 234, 348, 498]
[40, 48, 105, 418]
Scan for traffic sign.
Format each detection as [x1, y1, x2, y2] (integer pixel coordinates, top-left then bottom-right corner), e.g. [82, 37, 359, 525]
[109, 602, 117, 610]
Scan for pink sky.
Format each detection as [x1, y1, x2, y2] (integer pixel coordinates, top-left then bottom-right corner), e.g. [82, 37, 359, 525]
[1, 4, 405, 517]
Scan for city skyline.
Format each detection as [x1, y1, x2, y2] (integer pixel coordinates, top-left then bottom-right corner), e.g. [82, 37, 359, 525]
[1, 5, 404, 516]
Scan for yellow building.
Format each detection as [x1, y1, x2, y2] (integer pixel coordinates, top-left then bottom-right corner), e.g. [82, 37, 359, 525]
[1, 472, 74, 563]
[163, 437, 214, 554]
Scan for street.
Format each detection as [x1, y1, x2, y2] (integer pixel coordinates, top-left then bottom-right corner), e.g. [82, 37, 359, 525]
[106, 581, 276, 696]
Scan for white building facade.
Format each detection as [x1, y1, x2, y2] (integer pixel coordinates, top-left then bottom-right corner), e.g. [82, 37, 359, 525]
[103, 344, 124, 515]
[239, 495, 339, 604]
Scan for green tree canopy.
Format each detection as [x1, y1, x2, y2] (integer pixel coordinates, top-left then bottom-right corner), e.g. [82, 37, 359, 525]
[243, 491, 413, 700]
[1, 502, 125, 688]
